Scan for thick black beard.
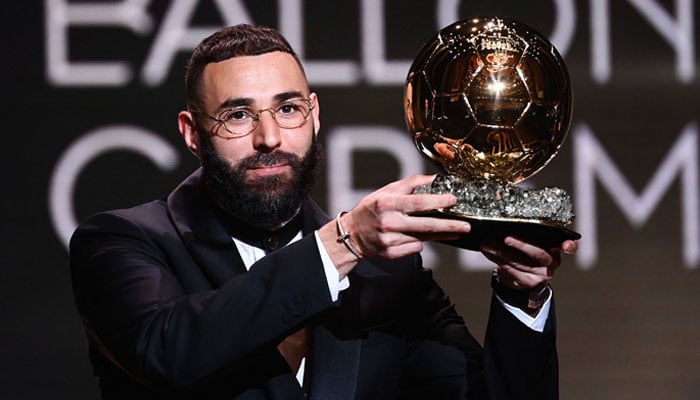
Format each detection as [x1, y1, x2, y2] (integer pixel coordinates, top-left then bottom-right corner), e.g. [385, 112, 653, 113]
[201, 135, 322, 229]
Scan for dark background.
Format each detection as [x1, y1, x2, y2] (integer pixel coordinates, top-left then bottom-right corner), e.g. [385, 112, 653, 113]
[4, 1, 700, 399]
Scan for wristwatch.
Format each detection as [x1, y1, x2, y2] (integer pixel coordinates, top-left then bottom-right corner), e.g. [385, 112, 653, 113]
[491, 274, 551, 314]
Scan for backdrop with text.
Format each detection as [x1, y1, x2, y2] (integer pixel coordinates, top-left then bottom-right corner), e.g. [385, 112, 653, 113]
[4, 1, 700, 399]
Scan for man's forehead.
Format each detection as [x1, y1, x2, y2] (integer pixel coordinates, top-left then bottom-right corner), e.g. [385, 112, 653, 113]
[200, 52, 309, 108]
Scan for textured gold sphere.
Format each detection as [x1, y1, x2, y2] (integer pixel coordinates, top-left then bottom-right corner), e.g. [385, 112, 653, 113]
[404, 17, 572, 184]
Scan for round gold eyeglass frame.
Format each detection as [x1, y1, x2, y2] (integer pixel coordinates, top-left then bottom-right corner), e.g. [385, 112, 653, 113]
[190, 98, 315, 139]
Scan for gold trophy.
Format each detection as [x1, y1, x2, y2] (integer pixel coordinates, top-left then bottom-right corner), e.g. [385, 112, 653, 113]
[405, 17, 580, 249]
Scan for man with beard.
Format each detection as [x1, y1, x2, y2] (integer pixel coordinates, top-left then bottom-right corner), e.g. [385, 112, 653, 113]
[70, 24, 577, 399]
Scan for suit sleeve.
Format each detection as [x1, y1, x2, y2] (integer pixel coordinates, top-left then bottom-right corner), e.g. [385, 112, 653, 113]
[398, 257, 486, 397]
[403, 256, 558, 399]
[483, 294, 558, 400]
[70, 210, 334, 392]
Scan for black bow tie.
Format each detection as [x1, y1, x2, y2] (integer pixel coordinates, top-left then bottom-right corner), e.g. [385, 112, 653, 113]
[222, 212, 304, 252]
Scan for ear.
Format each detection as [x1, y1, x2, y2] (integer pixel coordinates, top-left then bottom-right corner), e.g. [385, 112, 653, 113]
[309, 92, 321, 136]
[178, 111, 202, 159]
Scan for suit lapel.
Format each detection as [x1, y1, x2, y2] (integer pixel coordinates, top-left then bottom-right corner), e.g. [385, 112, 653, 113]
[167, 169, 247, 287]
[301, 199, 363, 400]
[167, 172, 364, 398]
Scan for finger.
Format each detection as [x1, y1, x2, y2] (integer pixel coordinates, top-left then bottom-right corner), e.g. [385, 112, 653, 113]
[502, 236, 557, 267]
[481, 240, 557, 276]
[356, 230, 426, 258]
[548, 239, 578, 254]
[496, 265, 551, 290]
[481, 239, 537, 268]
[390, 214, 471, 235]
[392, 193, 457, 214]
[382, 174, 437, 194]
[379, 241, 426, 259]
[496, 266, 525, 289]
[559, 239, 578, 254]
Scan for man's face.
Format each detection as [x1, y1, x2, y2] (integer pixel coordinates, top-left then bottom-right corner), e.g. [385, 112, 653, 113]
[187, 52, 322, 228]
[198, 52, 319, 180]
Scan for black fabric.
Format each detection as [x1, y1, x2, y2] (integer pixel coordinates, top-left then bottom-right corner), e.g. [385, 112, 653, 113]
[70, 168, 559, 399]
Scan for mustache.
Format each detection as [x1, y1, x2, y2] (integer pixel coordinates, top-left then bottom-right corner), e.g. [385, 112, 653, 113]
[236, 151, 300, 170]
[200, 134, 323, 228]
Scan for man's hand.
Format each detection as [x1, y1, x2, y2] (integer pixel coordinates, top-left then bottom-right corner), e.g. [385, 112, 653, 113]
[341, 174, 471, 259]
[318, 174, 471, 278]
[481, 236, 578, 290]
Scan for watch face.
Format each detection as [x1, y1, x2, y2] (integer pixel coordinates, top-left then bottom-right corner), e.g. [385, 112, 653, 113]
[527, 285, 551, 309]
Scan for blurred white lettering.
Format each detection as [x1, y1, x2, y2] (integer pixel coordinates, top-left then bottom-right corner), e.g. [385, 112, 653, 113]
[327, 126, 420, 214]
[142, 0, 254, 85]
[44, 0, 696, 86]
[49, 126, 179, 248]
[51, 122, 700, 271]
[45, 0, 152, 86]
[573, 122, 699, 269]
[591, 0, 694, 83]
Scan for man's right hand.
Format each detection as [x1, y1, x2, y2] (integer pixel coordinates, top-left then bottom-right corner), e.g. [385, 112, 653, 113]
[318, 174, 471, 278]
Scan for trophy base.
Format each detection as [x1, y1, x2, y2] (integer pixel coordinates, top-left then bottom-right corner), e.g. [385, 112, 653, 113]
[416, 210, 580, 251]
[413, 174, 580, 250]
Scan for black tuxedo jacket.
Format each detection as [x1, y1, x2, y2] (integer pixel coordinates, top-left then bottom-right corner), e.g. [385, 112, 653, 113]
[70, 169, 558, 399]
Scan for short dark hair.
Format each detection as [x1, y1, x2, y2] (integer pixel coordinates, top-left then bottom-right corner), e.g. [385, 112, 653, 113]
[184, 24, 305, 110]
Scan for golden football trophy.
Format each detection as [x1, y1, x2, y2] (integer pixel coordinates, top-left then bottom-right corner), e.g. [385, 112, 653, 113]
[405, 17, 580, 249]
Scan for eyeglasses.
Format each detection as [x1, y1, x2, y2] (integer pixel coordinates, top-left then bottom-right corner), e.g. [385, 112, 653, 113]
[191, 97, 315, 138]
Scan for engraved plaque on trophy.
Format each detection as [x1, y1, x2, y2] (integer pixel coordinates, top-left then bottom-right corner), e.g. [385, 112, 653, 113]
[404, 17, 581, 250]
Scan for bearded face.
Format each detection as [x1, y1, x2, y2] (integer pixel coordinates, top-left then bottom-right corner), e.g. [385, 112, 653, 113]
[200, 134, 322, 229]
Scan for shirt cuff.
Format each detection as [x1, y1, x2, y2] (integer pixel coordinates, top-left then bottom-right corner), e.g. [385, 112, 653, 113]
[314, 230, 350, 302]
[495, 289, 552, 333]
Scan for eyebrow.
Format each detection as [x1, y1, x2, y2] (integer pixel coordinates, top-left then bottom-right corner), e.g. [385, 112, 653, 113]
[217, 91, 307, 111]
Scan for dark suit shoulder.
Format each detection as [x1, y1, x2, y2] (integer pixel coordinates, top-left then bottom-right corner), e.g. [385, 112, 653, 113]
[73, 199, 170, 236]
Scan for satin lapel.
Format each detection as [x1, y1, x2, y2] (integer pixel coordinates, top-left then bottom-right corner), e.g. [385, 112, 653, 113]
[300, 200, 362, 399]
[166, 169, 247, 287]
[179, 231, 246, 287]
[301, 198, 331, 234]
[308, 324, 361, 400]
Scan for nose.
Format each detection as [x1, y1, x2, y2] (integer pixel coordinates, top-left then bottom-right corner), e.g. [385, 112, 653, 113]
[251, 109, 281, 151]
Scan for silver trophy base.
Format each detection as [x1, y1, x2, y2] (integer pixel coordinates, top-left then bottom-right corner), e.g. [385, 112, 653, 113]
[413, 174, 580, 250]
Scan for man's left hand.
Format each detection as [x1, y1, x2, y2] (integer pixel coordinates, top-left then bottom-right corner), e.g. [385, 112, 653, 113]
[481, 237, 578, 290]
